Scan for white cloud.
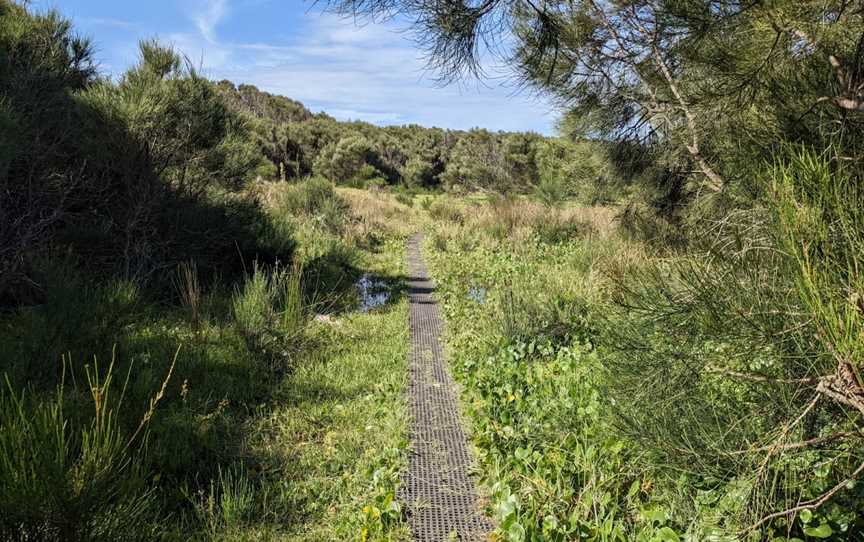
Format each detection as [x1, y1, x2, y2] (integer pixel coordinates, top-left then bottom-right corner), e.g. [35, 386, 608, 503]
[82, 2, 559, 133]
[79, 17, 135, 29]
[188, 0, 229, 43]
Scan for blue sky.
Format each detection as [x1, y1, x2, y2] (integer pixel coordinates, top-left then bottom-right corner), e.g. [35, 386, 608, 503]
[33, 0, 559, 134]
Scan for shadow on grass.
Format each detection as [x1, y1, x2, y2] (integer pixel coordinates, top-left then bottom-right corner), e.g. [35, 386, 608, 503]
[0, 234, 413, 538]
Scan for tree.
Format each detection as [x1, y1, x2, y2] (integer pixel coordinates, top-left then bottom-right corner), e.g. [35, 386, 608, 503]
[441, 129, 509, 191]
[313, 134, 384, 184]
[0, 0, 95, 296]
[320, 0, 864, 194]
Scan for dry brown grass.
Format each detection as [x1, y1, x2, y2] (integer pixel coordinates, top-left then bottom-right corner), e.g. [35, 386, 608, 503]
[337, 187, 421, 242]
[249, 180, 422, 249]
[248, 180, 284, 209]
[427, 194, 618, 245]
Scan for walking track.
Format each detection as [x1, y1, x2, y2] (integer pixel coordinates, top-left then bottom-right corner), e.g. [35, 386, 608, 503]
[399, 233, 493, 541]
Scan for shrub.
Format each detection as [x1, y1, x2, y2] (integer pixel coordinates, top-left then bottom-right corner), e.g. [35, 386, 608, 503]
[313, 135, 385, 185]
[394, 191, 414, 207]
[428, 199, 464, 224]
[535, 176, 568, 207]
[0, 352, 176, 541]
[597, 147, 864, 532]
[0, 1, 95, 296]
[0, 3, 273, 298]
[275, 177, 349, 233]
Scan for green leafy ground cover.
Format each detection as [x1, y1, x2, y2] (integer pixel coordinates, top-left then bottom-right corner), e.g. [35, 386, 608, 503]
[422, 195, 864, 541]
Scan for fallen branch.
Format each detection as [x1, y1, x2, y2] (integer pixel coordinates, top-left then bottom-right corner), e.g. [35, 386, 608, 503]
[745, 457, 864, 533]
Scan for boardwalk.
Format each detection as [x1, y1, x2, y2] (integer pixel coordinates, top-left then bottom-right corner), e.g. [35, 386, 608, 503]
[399, 233, 493, 541]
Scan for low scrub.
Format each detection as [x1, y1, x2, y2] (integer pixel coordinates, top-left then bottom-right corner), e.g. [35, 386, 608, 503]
[271, 177, 350, 233]
[428, 198, 465, 224]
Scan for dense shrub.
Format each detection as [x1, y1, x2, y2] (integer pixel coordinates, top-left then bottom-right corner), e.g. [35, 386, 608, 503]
[313, 135, 387, 185]
[0, 0, 95, 297]
[0, 2, 283, 299]
[274, 177, 350, 233]
[598, 148, 864, 534]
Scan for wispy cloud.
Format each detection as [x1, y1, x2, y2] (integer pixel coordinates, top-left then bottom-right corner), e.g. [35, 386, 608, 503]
[188, 0, 229, 43]
[167, 10, 558, 132]
[79, 17, 135, 29]
[56, 0, 558, 133]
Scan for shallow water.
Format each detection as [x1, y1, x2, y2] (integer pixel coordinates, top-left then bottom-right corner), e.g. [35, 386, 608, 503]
[467, 286, 487, 304]
[356, 274, 391, 312]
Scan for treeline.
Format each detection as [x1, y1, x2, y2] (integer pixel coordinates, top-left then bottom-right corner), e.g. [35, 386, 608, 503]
[215, 81, 619, 200]
[0, 0, 616, 305]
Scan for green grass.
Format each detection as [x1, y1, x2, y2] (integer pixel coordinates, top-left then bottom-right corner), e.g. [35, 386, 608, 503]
[217, 233, 412, 541]
[0, 183, 415, 541]
[421, 191, 864, 541]
[240, 301, 410, 541]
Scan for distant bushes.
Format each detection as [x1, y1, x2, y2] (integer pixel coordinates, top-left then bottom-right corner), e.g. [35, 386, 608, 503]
[217, 76, 616, 198]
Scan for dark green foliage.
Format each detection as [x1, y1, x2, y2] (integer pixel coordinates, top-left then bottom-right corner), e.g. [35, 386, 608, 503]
[217, 77, 582, 194]
[313, 134, 385, 184]
[0, 5, 307, 539]
[441, 129, 510, 191]
[600, 148, 864, 534]
[0, 2, 285, 299]
[0, 0, 95, 297]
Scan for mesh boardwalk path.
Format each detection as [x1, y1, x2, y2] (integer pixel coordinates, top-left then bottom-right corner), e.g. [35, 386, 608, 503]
[399, 233, 493, 541]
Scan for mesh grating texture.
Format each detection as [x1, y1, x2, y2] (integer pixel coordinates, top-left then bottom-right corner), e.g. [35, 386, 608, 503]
[399, 233, 493, 541]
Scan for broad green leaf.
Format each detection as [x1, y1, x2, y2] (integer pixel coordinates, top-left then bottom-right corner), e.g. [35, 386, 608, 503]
[802, 523, 833, 538]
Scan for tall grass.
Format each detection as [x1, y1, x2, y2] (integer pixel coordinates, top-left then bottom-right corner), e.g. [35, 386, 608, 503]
[427, 198, 465, 224]
[174, 260, 202, 329]
[232, 262, 306, 366]
[188, 464, 256, 537]
[270, 177, 349, 233]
